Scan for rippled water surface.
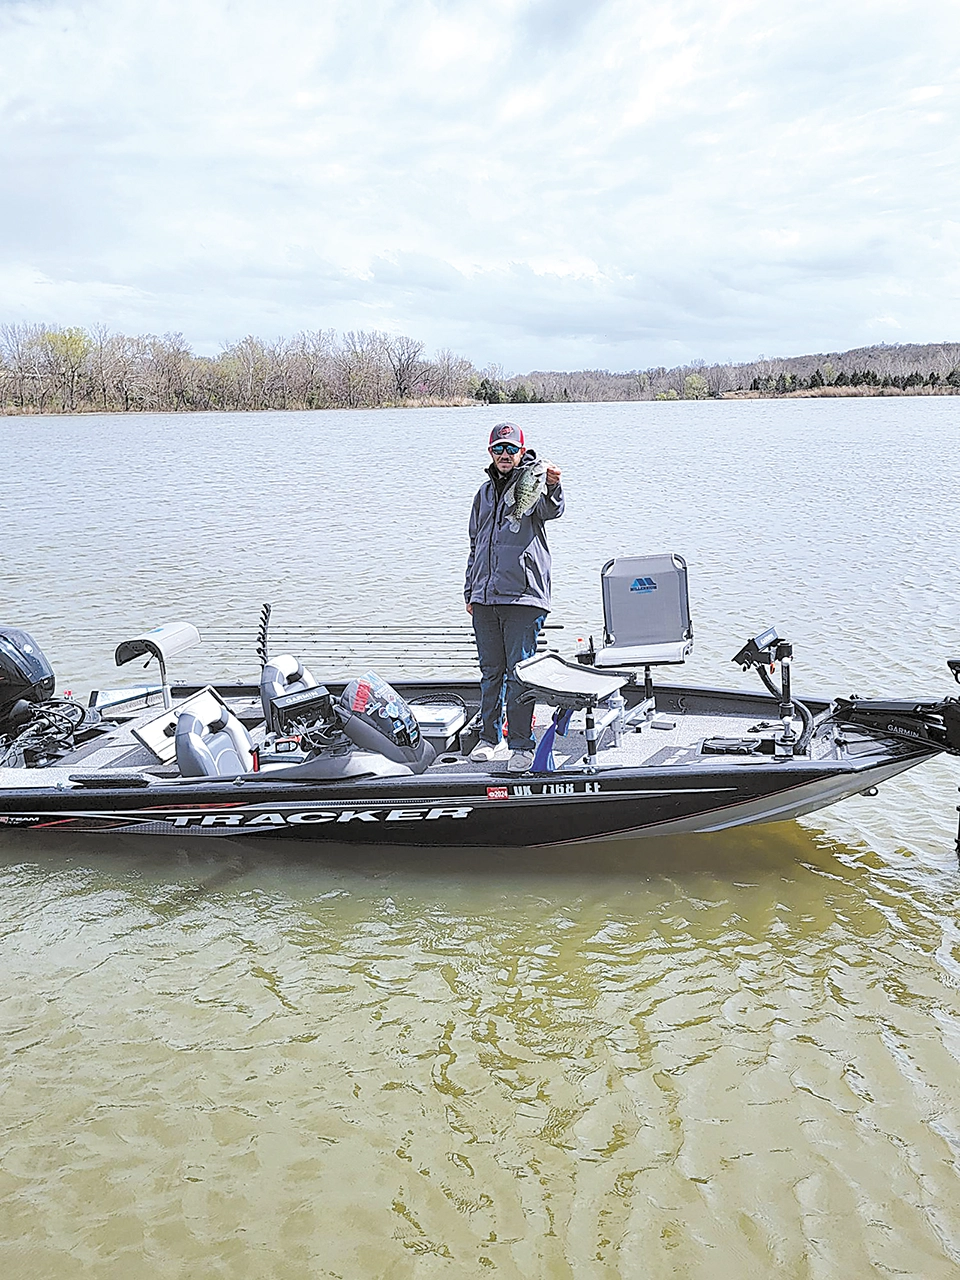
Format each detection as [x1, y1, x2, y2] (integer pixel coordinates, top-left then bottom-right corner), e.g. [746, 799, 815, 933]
[3, 399, 960, 1276]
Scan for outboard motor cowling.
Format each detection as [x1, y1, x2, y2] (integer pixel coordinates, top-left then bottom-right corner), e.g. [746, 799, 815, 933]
[338, 672, 435, 771]
[0, 628, 55, 728]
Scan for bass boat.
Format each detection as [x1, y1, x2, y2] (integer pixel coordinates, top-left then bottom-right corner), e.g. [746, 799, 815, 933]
[2, 554, 960, 850]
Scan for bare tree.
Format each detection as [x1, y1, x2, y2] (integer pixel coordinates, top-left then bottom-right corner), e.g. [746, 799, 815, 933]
[385, 334, 426, 401]
[0, 323, 46, 409]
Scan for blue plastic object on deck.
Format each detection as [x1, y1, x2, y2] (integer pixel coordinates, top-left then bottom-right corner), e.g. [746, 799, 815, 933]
[532, 707, 574, 773]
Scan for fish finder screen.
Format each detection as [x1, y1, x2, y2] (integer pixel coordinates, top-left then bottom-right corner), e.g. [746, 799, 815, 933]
[271, 686, 335, 734]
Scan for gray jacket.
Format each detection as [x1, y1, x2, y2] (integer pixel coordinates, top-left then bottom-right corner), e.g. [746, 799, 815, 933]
[464, 449, 565, 611]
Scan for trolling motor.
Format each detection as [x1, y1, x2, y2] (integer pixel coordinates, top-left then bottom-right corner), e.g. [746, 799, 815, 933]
[830, 660, 960, 861]
[731, 627, 814, 756]
[833, 660, 960, 759]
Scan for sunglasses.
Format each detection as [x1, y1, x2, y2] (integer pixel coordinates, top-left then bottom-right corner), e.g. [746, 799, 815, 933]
[490, 442, 520, 456]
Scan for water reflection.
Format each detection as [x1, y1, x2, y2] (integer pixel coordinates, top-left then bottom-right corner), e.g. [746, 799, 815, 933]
[0, 816, 876, 888]
[3, 825, 960, 1272]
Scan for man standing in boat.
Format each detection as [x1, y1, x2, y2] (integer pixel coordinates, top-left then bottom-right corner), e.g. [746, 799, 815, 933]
[464, 422, 564, 772]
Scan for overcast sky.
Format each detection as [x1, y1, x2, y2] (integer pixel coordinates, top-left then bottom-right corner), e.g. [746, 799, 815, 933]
[1, 0, 958, 372]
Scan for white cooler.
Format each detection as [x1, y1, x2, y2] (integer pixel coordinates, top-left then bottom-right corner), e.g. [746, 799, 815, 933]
[410, 702, 468, 753]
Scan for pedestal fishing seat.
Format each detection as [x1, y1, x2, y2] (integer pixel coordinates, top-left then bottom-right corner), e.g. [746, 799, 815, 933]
[513, 554, 694, 773]
[592, 552, 693, 702]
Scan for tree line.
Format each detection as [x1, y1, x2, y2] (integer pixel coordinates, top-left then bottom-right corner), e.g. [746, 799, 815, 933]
[487, 342, 960, 404]
[0, 324, 476, 413]
[2, 322, 959, 413]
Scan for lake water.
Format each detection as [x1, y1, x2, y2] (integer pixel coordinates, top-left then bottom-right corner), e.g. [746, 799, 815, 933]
[2, 398, 960, 1276]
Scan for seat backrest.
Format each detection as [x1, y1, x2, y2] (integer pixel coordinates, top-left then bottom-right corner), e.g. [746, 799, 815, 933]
[260, 654, 319, 732]
[597, 553, 693, 666]
[175, 706, 254, 777]
[132, 686, 233, 763]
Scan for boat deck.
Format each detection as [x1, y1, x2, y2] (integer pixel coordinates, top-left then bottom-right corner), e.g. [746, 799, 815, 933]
[0, 694, 847, 791]
[434, 703, 840, 775]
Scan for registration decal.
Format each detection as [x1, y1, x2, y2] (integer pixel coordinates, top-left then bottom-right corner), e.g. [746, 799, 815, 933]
[510, 780, 604, 796]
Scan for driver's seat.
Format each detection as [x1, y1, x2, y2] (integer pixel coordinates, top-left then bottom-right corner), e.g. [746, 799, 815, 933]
[176, 706, 254, 777]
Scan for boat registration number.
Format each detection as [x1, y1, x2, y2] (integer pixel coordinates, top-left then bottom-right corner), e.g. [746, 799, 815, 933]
[486, 781, 604, 799]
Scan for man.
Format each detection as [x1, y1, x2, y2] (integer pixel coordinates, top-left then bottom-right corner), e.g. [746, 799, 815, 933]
[464, 422, 564, 772]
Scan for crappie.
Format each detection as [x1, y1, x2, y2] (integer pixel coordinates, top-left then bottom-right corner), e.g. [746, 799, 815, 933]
[505, 458, 547, 532]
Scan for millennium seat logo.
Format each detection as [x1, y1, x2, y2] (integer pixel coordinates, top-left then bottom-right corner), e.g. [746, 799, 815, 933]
[630, 577, 657, 592]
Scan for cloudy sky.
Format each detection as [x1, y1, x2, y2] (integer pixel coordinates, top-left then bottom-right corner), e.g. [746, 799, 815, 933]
[1, 0, 958, 371]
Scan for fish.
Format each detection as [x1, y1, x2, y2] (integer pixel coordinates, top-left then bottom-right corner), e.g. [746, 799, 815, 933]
[504, 458, 547, 532]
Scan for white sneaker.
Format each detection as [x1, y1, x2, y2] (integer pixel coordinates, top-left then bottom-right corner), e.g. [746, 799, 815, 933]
[507, 749, 535, 773]
[469, 740, 506, 763]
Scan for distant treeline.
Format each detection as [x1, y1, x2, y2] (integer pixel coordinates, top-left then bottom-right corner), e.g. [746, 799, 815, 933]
[493, 342, 960, 404]
[2, 322, 959, 414]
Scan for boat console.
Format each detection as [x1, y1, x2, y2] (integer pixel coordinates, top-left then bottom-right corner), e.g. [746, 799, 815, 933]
[0, 622, 438, 781]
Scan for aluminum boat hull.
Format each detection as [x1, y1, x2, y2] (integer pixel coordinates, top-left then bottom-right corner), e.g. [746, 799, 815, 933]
[0, 734, 934, 849]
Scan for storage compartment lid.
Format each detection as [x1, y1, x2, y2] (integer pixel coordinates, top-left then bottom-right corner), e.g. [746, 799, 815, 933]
[410, 703, 467, 735]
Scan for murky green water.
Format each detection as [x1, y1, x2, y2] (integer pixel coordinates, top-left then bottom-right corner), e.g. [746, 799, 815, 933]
[2, 399, 960, 1275]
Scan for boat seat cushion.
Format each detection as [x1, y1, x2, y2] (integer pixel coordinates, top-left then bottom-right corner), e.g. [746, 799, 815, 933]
[594, 638, 693, 668]
[176, 707, 254, 777]
[514, 653, 626, 709]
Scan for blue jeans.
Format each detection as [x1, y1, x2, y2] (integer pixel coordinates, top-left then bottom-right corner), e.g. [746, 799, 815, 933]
[471, 604, 546, 750]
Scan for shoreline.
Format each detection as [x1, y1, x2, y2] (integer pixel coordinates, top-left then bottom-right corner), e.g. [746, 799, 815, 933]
[4, 325, 959, 413]
[0, 395, 480, 416]
[721, 385, 960, 400]
[3, 385, 959, 415]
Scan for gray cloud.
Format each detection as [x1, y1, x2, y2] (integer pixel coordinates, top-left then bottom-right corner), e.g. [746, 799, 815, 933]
[0, 0, 958, 371]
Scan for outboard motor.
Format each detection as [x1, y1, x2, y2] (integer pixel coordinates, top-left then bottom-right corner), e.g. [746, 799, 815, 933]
[338, 672, 435, 771]
[0, 627, 56, 731]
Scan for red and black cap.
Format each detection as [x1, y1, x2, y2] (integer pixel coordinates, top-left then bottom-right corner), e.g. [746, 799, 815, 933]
[488, 422, 524, 448]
